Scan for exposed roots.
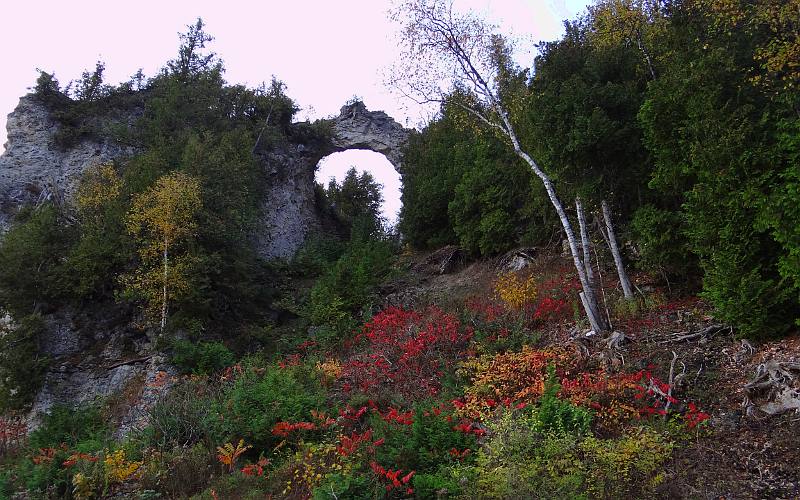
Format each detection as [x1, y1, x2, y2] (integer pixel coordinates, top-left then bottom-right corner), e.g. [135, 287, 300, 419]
[743, 359, 800, 417]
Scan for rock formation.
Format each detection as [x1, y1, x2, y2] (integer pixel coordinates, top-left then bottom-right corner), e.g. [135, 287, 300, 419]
[0, 95, 135, 234]
[330, 101, 410, 173]
[1, 97, 410, 259]
[254, 101, 410, 259]
[0, 94, 411, 428]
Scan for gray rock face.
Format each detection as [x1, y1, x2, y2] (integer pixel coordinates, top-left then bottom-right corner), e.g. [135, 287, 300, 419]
[0, 95, 134, 234]
[254, 141, 323, 260]
[24, 308, 176, 437]
[0, 96, 410, 430]
[331, 101, 410, 172]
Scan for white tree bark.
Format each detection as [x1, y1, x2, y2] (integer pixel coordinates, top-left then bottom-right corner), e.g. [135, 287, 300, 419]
[576, 198, 596, 290]
[161, 239, 168, 333]
[602, 200, 634, 300]
[576, 198, 604, 329]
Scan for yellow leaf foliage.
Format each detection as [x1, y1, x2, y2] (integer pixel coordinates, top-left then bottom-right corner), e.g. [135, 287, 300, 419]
[126, 171, 202, 261]
[104, 449, 142, 484]
[76, 163, 122, 214]
[217, 439, 252, 472]
[493, 271, 537, 310]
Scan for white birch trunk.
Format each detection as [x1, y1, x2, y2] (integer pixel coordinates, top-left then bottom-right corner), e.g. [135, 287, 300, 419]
[496, 110, 607, 331]
[576, 198, 596, 290]
[161, 239, 168, 333]
[576, 198, 603, 328]
[602, 200, 634, 300]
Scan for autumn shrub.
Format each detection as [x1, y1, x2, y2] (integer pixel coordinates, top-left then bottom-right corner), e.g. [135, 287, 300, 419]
[0, 414, 27, 458]
[457, 408, 587, 499]
[459, 346, 574, 417]
[15, 444, 75, 497]
[279, 442, 344, 498]
[493, 271, 537, 310]
[454, 405, 672, 500]
[579, 429, 672, 498]
[339, 307, 472, 402]
[464, 298, 536, 354]
[138, 442, 217, 498]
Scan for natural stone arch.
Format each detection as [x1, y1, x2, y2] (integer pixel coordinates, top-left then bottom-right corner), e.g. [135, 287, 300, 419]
[329, 101, 410, 173]
[254, 101, 410, 260]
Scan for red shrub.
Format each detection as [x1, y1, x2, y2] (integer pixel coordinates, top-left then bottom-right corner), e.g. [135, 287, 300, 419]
[339, 307, 472, 400]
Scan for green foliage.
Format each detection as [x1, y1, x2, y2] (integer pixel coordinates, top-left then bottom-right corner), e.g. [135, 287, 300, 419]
[170, 339, 235, 375]
[147, 378, 220, 451]
[308, 233, 398, 342]
[312, 473, 374, 500]
[321, 167, 384, 231]
[536, 365, 592, 436]
[5, 20, 303, 335]
[0, 314, 49, 411]
[411, 472, 461, 499]
[0, 205, 75, 316]
[456, 407, 670, 499]
[290, 236, 346, 277]
[637, 4, 800, 337]
[372, 405, 477, 474]
[28, 405, 108, 451]
[447, 135, 538, 255]
[398, 110, 463, 249]
[524, 16, 652, 215]
[629, 205, 694, 278]
[215, 358, 326, 449]
[401, 102, 548, 255]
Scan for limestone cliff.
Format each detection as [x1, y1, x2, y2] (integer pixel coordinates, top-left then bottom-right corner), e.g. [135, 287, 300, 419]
[0, 95, 136, 234]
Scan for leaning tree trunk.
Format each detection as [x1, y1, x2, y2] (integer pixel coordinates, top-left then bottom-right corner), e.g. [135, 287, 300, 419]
[497, 111, 608, 331]
[576, 198, 604, 331]
[576, 197, 596, 290]
[602, 200, 634, 300]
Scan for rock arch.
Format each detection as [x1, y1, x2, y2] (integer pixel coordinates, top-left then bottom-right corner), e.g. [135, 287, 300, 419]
[329, 101, 410, 173]
[254, 101, 410, 259]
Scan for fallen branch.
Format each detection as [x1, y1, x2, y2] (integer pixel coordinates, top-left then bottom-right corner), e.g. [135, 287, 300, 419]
[658, 324, 728, 344]
[105, 356, 152, 371]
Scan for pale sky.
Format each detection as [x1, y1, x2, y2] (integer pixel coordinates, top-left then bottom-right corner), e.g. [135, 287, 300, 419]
[1, 0, 590, 223]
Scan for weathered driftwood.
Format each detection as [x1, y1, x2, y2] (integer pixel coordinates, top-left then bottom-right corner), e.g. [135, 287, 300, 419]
[743, 359, 800, 416]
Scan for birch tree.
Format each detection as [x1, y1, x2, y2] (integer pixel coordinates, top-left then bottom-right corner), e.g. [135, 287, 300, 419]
[123, 172, 202, 332]
[389, 0, 608, 330]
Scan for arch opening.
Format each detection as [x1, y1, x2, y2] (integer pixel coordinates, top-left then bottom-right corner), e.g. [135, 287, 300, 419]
[315, 149, 401, 226]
